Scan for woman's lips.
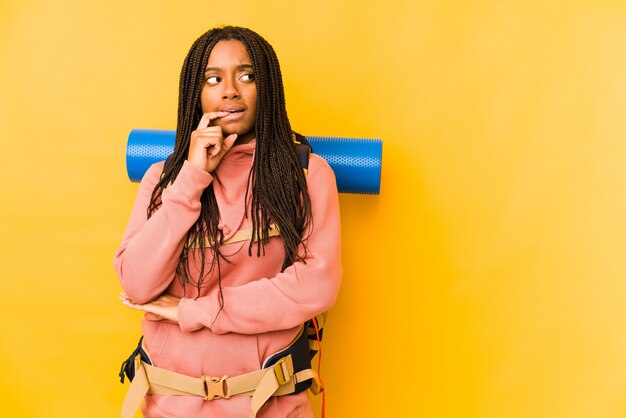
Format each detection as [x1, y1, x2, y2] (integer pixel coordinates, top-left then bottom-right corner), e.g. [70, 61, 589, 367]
[220, 109, 245, 121]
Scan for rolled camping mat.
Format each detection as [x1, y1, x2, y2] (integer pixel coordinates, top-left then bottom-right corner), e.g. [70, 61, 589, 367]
[127, 129, 382, 194]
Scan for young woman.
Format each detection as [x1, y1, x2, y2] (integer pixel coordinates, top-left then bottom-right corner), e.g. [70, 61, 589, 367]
[114, 26, 341, 417]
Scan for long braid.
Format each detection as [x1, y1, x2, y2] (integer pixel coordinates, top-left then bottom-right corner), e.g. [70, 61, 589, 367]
[146, 26, 312, 307]
[241, 29, 311, 266]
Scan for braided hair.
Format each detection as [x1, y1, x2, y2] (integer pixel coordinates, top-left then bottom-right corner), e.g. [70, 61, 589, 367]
[146, 26, 312, 307]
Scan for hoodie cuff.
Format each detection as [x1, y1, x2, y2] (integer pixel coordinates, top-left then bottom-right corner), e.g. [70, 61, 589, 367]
[165, 160, 213, 202]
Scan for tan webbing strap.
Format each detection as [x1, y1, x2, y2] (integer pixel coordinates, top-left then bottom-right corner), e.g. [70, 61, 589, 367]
[249, 355, 295, 417]
[145, 363, 205, 396]
[308, 339, 320, 352]
[294, 369, 323, 395]
[223, 223, 280, 246]
[120, 354, 322, 418]
[219, 363, 295, 397]
[120, 360, 150, 418]
[313, 312, 327, 329]
[191, 223, 281, 248]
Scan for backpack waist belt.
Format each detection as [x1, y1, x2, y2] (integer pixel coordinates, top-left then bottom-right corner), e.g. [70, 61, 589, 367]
[120, 326, 322, 418]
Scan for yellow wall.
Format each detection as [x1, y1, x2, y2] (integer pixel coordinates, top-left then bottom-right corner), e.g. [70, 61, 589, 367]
[1, 0, 625, 416]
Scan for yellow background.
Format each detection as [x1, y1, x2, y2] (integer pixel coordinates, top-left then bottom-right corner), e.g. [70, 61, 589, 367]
[1, 0, 625, 417]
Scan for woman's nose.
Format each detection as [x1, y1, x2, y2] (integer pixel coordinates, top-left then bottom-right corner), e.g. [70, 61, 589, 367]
[221, 78, 240, 99]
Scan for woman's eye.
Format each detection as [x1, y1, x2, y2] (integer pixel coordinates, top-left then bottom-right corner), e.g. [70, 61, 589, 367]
[240, 73, 255, 82]
[206, 76, 220, 85]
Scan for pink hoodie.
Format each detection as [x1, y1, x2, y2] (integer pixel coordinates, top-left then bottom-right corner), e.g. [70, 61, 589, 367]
[114, 141, 342, 417]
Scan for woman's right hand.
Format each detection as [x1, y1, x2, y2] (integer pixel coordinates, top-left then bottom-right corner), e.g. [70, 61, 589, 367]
[188, 112, 238, 173]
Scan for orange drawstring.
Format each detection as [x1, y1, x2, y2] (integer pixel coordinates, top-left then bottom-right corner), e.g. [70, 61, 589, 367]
[312, 317, 325, 418]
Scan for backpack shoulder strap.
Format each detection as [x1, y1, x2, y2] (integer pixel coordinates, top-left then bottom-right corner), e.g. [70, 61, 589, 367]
[292, 132, 312, 175]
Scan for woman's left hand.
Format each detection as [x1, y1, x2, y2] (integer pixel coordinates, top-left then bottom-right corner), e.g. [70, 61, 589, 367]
[120, 293, 181, 324]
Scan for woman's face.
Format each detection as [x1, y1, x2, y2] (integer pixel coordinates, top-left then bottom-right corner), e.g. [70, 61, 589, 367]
[200, 39, 258, 144]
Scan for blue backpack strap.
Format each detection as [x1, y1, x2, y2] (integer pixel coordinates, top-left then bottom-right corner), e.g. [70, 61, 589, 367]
[262, 326, 313, 394]
[119, 336, 152, 383]
[292, 132, 312, 174]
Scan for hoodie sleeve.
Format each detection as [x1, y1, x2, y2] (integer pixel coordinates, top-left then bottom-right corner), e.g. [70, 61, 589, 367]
[113, 161, 213, 304]
[178, 155, 342, 334]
